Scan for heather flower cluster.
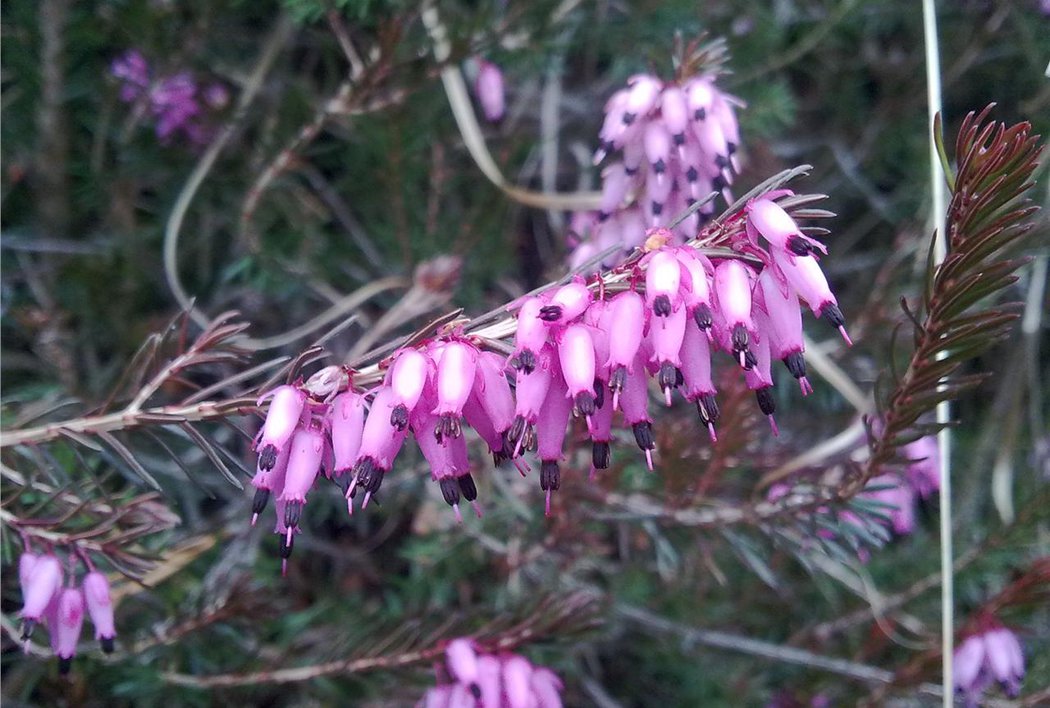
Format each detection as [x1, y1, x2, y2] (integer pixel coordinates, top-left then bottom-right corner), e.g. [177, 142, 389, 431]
[250, 193, 851, 566]
[17, 549, 116, 674]
[570, 64, 743, 268]
[954, 618, 1025, 704]
[111, 49, 229, 145]
[419, 638, 563, 708]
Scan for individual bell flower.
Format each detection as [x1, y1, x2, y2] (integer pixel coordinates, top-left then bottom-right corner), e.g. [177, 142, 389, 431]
[330, 390, 366, 481]
[511, 297, 549, 374]
[954, 621, 1025, 701]
[660, 84, 690, 148]
[648, 305, 688, 406]
[605, 291, 646, 409]
[622, 74, 662, 126]
[771, 249, 852, 345]
[82, 570, 116, 653]
[535, 368, 574, 516]
[445, 638, 480, 686]
[348, 387, 409, 511]
[643, 120, 673, 191]
[713, 258, 757, 367]
[465, 351, 517, 463]
[387, 348, 430, 430]
[558, 324, 598, 418]
[756, 267, 812, 395]
[20, 552, 63, 642]
[710, 90, 743, 171]
[49, 586, 85, 676]
[277, 424, 327, 548]
[595, 89, 630, 162]
[510, 346, 555, 458]
[677, 249, 715, 337]
[434, 340, 479, 440]
[685, 77, 715, 122]
[620, 351, 656, 470]
[255, 384, 308, 471]
[679, 318, 719, 442]
[19, 550, 39, 595]
[539, 279, 592, 324]
[584, 298, 613, 385]
[249, 438, 290, 526]
[475, 59, 505, 123]
[645, 246, 683, 317]
[745, 196, 827, 257]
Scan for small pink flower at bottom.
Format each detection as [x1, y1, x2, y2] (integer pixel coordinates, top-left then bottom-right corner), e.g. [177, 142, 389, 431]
[20, 553, 63, 642]
[954, 620, 1025, 703]
[82, 570, 117, 653]
[49, 587, 85, 675]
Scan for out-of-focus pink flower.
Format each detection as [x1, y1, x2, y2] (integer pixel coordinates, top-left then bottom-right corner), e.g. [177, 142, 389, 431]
[954, 620, 1025, 703]
[82, 571, 116, 653]
[475, 59, 505, 123]
[419, 638, 565, 708]
[111, 50, 150, 102]
[49, 587, 85, 675]
[903, 435, 940, 498]
[862, 474, 916, 535]
[20, 553, 63, 639]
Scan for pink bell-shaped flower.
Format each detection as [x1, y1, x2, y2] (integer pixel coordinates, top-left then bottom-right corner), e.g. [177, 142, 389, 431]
[20, 552, 62, 641]
[623, 74, 661, 125]
[599, 163, 631, 218]
[250, 438, 290, 526]
[558, 323, 598, 418]
[756, 267, 811, 394]
[660, 85, 690, 148]
[772, 249, 852, 345]
[677, 249, 715, 337]
[643, 120, 672, 190]
[255, 385, 308, 471]
[277, 424, 326, 548]
[512, 297, 549, 374]
[648, 305, 687, 406]
[49, 586, 85, 675]
[446, 638, 479, 685]
[903, 435, 940, 498]
[18, 551, 39, 595]
[510, 346, 555, 458]
[605, 291, 646, 409]
[349, 386, 409, 511]
[330, 390, 366, 479]
[434, 340, 479, 440]
[82, 570, 116, 652]
[713, 258, 757, 367]
[645, 248, 683, 317]
[746, 197, 827, 257]
[535, 369, 573, 516]
[742, 330, 779, 437]
[680, 319, 719, 441]
[387, 348, 430, 430]
[621, 351, 656, 470]
[503, 654, 536, 708]
[587, 384, 615, 476]
[540, 279, 591, 324]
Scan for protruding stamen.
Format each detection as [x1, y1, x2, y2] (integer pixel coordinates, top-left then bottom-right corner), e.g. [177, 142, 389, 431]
[453, 503, 463, 524]
[799, 377, 814, 396]
[390, 404, 409, 431]
[574, 391, 596, 417]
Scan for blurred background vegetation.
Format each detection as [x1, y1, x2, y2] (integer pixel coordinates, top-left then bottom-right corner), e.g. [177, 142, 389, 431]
[2, 0, 1048, 705]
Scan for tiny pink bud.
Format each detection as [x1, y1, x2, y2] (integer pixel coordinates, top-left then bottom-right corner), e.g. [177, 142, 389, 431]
[542, 279, 592, 323]
[82, 571, 116, 650]
[475, 59, 505, 123]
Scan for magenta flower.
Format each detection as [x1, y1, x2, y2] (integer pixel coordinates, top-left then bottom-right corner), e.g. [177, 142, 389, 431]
[746, 196, 827, 257]
[648, 305, 687, 406]
[510, 345, 555, 458]
[771, 249, 852, 346]
[955, 621, 1025, 702]
[713, 258, 757, 367]
[677, 249, 715, 337]
[512, 297, 549, 374]
[605, 290, 646, 409]
[276, 424, 327, 569]
[540, 279, 592, 324]
[111, 49, 150, 102]
[621, 351, 656, 470]
[645, 248, 683, 317]
[330, 390, 366, 480]
[535, 366, 574, 516]
[464, 351, 516, 464]
[679, 318, 719, 441]
[150, 72, 202, 141]
[349, 387, 409, 511]
[255, 384, 308, 472]
[434, 340, 479, 440]
[48, 587, 85, 675]
[756, 267, 811, 395]
[420, 638, 565, 708]
[862, 474, 916, 535]
[558, 323, 597, 418]
[742, 328, 779, 436]
[475, 59, 505, 123]
[388, 348, 431, 430]
[19, 552, 63, 641]
[82, 571, 116, 653]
